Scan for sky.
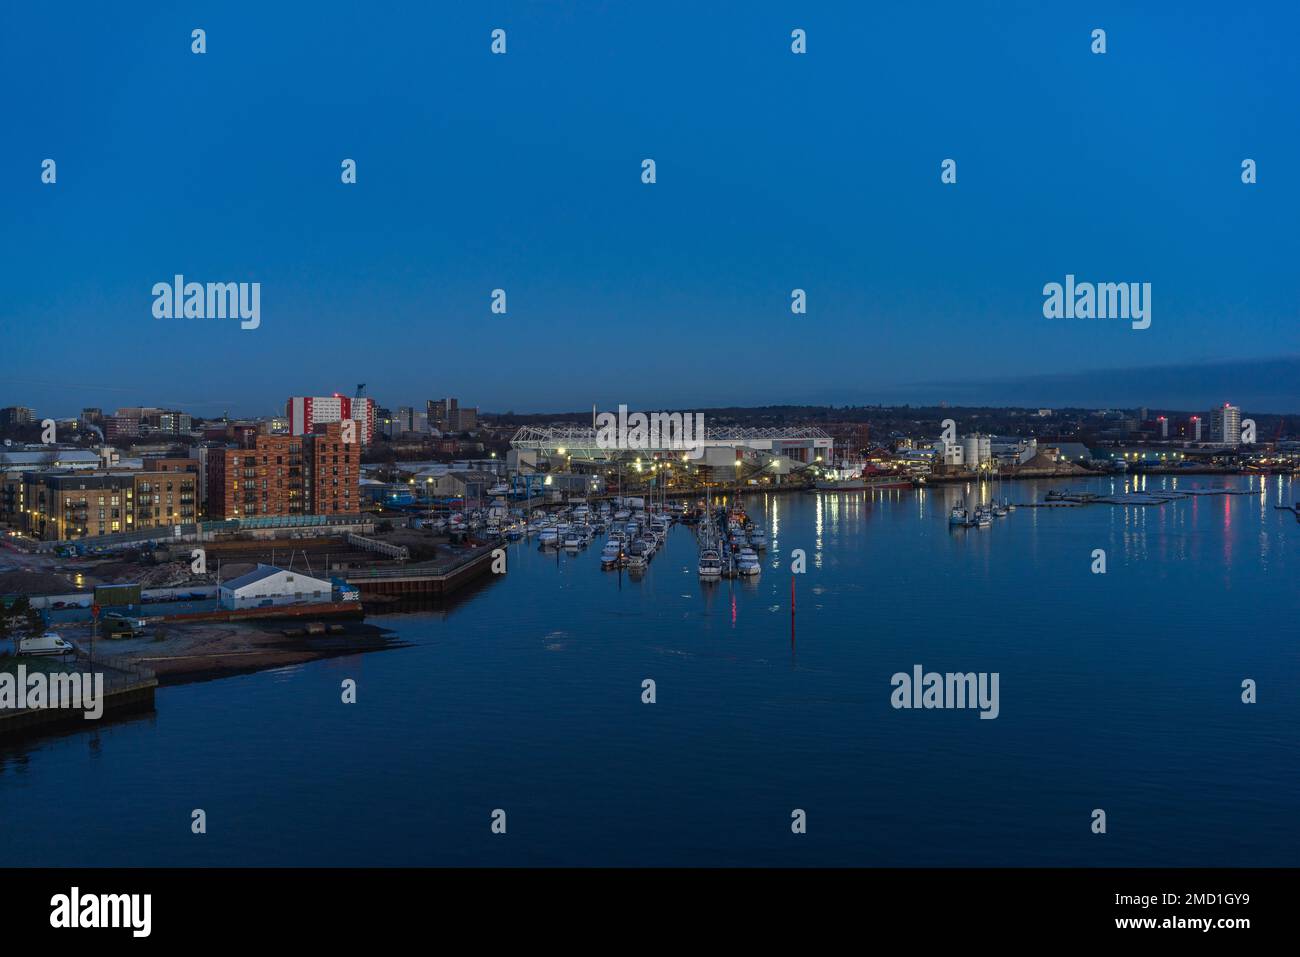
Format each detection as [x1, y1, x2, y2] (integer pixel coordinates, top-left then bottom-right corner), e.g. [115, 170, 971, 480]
[2, 1, 1297, 417]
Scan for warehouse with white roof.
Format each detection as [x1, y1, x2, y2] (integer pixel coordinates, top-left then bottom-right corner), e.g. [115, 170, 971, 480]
[219, 564, 334, 610]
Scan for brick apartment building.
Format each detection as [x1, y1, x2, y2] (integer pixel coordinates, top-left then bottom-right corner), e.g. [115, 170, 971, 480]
[306, 421, 360, 514]
[206, 422, 359, 520]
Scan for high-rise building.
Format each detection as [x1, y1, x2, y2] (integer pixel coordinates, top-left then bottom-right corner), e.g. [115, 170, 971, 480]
[395, 407, 429, 434]
[449, 406, 478, 431]
[141, 410, 192, 435]
[105, 415, 141, 441]
[0, 407, 36, 427]
[287, 394, 376, 445]
[427, 398, 448, 432]
[1208, 404, 1242, 447]
[427, 398, 477, 432]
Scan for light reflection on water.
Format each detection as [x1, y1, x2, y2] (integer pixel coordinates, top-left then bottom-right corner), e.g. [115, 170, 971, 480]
[0, 474, 1296, 867]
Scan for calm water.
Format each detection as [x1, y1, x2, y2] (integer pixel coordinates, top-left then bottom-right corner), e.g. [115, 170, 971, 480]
[2, 474, 1297, 866]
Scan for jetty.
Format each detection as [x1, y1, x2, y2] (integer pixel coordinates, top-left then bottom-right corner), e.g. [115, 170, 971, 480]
[343, 543, 497, 598]
[1029, 487, 1256, 507]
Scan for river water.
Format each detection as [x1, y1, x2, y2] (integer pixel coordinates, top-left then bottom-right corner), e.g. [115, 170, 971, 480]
[2, 474, 1296, 866]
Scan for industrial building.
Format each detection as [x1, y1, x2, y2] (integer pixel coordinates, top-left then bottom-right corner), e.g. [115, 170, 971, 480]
[509, 424, 834, 481]
[0, 449, 103, 472]
[219, 564, 334, 610]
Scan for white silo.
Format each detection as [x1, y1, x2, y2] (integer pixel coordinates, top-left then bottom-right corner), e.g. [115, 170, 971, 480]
[961, 434, 991, 469]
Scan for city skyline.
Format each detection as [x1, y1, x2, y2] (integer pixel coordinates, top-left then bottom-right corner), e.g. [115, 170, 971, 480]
[5, 2, 1298, 417]
[5, 354, 1300, 422]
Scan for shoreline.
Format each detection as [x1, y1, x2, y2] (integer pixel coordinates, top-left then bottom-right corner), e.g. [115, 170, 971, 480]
[49, 618, 406, 685]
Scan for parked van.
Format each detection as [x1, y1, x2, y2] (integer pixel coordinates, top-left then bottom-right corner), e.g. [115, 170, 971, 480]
[18, 632, 76, 657]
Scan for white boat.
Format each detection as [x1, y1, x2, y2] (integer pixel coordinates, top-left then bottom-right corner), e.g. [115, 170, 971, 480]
[562, 531, 583, 549]
[19, 632, 76, 657]
[974, 506, 992, 527]
[600, 541, 622, 567]
[949, 504, 969, 526]
[749, 527, 768, 550]
[736, 547, 761, 576]
[698, 549, 723, 579]
[538, 528, 560, 547]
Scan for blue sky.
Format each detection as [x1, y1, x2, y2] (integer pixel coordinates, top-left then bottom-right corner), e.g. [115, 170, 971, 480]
[3, 1, 1297, 417]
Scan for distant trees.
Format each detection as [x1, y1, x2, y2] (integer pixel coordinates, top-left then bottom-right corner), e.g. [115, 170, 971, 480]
[1, 596, 44, 654]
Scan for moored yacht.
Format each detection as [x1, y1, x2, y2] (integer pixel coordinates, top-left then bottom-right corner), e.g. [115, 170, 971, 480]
[736, 547, 761, 577]
[698, 548, 723, 579]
